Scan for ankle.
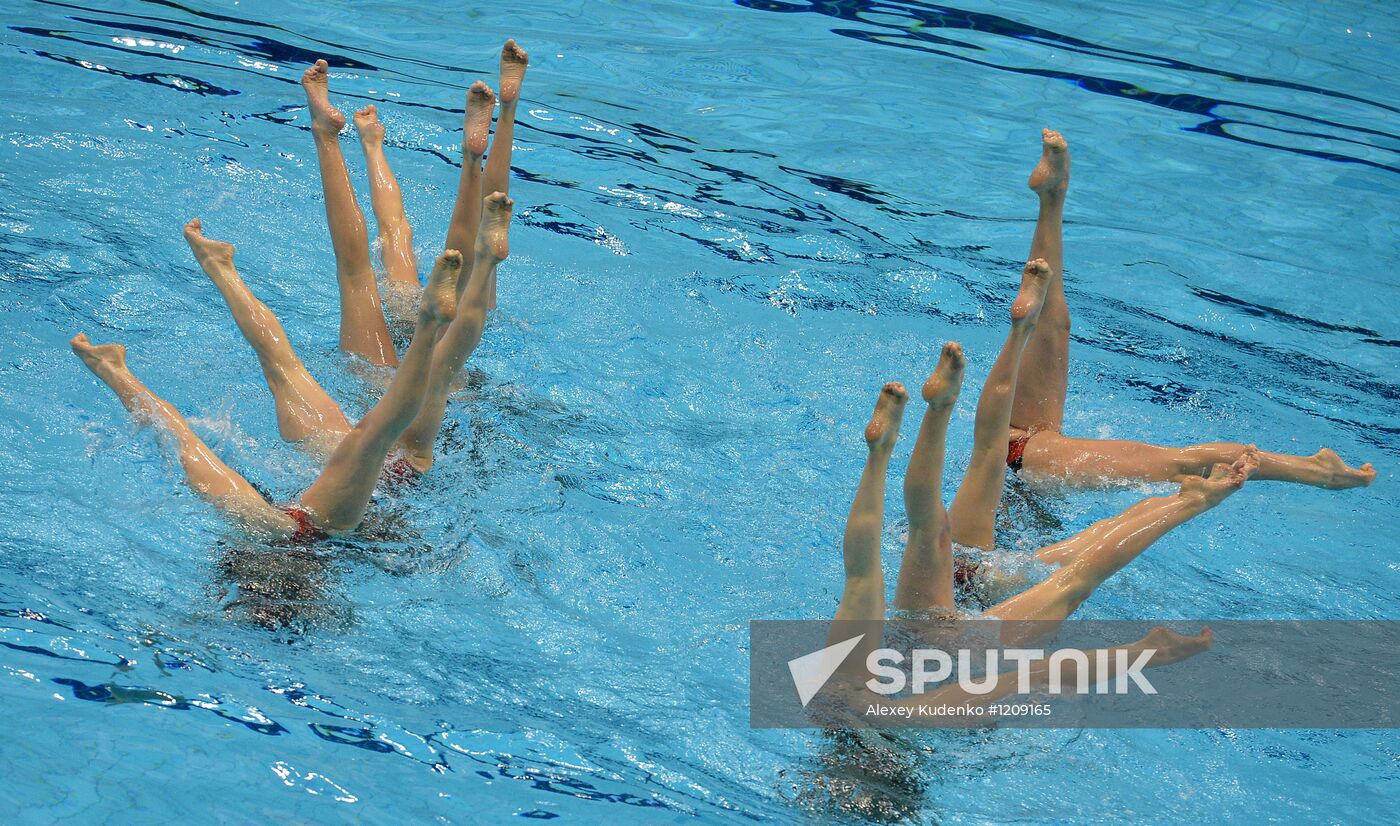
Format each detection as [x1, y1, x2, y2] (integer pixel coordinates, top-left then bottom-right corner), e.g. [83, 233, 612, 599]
[473, 240, 497, 261]
[866, 445, 895, 462]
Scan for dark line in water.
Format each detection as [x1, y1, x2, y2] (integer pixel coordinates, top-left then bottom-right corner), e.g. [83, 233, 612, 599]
[735, 0, 1399, 115]
[6, 8, 968, 265]
[11, 34, 238, 95]
[7, 642, 751, 817]
[32, 0, 475, 77]
[0, 606, 78, 630]
[834, 27, 1400, 174]
[1189, 287, 1380, 338]
[0, 639, 124, 666]
[7, 0, 1395, 387]
[51, 676, 291, 735]
[736, 0, 1400, 174]
[1079, 294, 1400, 439]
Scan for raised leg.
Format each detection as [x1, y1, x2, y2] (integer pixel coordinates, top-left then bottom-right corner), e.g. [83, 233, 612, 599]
[298, 251, 462, 532]
[69, 334, 296, 541]
[948, 259, 1053, 549]
[353, 105, 418, 287]
[828, 383, 908, 677]
[478, 40, 528, 311]
[353, 104, 423, 335]
[396, 192, 512, 471]
[183, 219, 350, 454]
[1009, 129, 1070, 434]
[1022, 430, 1376, 489]
[892, 344, 964, 614]
[988, 450, 1258, 625]
[443, 82, 496, 273]
[302, 60, 398, 367]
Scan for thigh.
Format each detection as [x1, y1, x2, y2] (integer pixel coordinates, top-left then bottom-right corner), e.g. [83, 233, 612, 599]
[216, 490, 300, 542]
[161, 420, 298, 540]
[948, 447, 1009, 548]
[1022, 431, 1181, 484]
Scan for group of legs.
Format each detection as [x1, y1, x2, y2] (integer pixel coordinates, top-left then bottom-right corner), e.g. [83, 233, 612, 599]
[828, 129, 1375, 687]
[68, 64, 1373, 603]
[70, 41, 530, 543]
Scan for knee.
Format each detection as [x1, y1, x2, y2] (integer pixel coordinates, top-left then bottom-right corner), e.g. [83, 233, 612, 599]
[984, 379, 1015, 400]
[845, 515, 883, 540]
[1057, 565, 1097, 610]
[838, 579, 885, 619]
[906, 499, 947, 528]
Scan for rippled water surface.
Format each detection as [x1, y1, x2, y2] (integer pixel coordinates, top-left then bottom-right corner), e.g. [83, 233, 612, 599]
[2, 0, 1397, 822]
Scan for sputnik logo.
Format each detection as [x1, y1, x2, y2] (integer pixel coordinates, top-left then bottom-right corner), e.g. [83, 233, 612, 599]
[787, 635, 865, 707]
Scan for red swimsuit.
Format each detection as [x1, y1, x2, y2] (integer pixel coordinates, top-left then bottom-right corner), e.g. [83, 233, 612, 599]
[382, 455, 424, 487]
[1006, 433, 1030, 472]
[280, 506, 327, 545]
[277, 455, 423, 544]
[953, 555, 981, 588]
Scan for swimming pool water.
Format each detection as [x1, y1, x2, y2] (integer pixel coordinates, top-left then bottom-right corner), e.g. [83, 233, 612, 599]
[1, 0, 1397, 822]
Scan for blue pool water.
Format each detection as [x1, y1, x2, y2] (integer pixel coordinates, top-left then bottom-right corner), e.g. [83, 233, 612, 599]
[2, 0, 1397, 821]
